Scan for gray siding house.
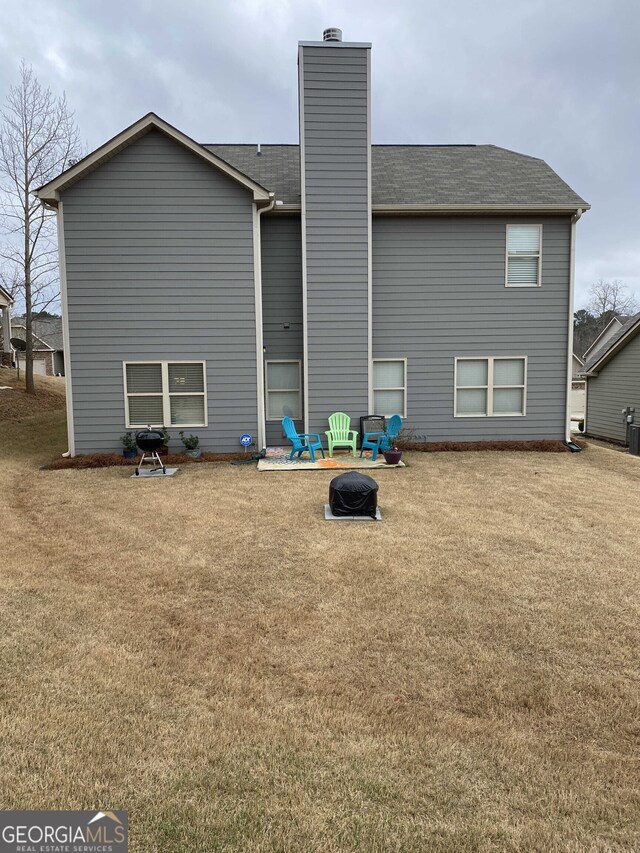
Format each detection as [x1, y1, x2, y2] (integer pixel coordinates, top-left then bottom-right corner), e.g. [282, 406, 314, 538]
[37, 30, 589, 456]
[583, 313, 640, 444]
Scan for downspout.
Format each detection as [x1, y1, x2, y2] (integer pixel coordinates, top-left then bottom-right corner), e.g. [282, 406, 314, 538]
[253, 192, 276, 449]
[565, 207, 583, 447]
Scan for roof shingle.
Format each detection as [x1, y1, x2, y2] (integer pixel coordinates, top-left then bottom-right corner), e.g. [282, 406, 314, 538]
[205, 143, 588, 209]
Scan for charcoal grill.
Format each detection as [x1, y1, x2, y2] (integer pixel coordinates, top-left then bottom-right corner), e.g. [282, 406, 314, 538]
[135, 427, 166, 476]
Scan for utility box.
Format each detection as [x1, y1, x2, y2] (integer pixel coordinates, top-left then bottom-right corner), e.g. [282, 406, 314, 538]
[629, 424, 640, 456]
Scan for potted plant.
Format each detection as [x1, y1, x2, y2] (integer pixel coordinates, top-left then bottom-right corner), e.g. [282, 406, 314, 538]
[120, 431, 138, 459]
[383, 444, 402, 465]
[180, 430, 201, 458]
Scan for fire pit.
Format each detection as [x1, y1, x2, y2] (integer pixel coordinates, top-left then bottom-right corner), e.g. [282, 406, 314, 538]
[328, 471, 379, 520]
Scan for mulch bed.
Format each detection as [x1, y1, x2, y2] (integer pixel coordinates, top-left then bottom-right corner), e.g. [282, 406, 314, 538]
[45, 451, 251, 470]
[45, 440, 587, 470]
[403, 439, 587, 453]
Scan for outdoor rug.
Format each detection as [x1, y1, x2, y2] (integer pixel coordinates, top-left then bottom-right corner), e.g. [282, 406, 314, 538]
[257, 448, 404, 472]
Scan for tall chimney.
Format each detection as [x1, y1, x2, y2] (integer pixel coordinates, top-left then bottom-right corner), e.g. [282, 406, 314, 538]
[298, 30, 372, 435]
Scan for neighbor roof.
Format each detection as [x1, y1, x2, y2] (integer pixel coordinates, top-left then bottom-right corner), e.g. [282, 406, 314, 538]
[12, 317, 64, 351]
[0, 283, 13, 306]
[584, 312, 640, 374]
[206, 143, 589, 211]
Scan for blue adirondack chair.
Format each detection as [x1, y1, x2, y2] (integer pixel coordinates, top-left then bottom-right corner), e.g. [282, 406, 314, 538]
[282, 416, 325, 462]
[360, 414, 403, 461]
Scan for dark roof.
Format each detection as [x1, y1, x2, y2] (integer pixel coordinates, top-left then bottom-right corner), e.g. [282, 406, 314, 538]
[12, 317, 63, 351]
[584, 312, 640, 373]
[205, 143, 588, 209]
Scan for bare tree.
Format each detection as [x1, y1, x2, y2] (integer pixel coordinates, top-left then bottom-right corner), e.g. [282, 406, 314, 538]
[0, 62, 81, 393]
[587, 279, 638, 325]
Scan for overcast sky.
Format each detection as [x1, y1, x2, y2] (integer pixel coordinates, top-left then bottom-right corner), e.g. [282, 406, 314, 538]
[1, 0, 637, 309]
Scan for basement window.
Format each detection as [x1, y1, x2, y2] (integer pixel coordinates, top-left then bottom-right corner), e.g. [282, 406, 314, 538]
[506, 225, 542, 287]
[124, 361, 207, 427]
[455, 357, 527, 417]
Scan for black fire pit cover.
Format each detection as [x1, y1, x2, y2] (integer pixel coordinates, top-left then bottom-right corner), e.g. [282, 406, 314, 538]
[329, 471, 378, 518]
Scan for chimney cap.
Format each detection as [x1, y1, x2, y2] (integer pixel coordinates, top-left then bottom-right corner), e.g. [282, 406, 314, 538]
[323, 27, 342, 42]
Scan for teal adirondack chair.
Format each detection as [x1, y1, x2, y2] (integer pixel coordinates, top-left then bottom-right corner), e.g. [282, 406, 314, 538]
[325, 412, 358, 457]
[360, 414, 403, 461]
[282, 416, 325, 462]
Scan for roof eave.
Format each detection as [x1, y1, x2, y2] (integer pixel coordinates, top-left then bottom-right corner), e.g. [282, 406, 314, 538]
[371, 203, 590, 215]
[584, 316, 640, 375]
[36, 113, 272, 206]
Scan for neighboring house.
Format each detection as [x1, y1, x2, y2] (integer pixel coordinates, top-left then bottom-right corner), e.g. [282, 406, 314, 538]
[583, 312, 640, 444]
[36, 29, 589, 456]
[0, 284, 13, 368]
[582, 315, 625, 362]
[571, 352, 586, 421]
[11, 318, 65, 376]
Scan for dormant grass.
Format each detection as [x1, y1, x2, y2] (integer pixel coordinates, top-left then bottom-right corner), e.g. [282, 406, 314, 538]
[1, 374, 638, 851]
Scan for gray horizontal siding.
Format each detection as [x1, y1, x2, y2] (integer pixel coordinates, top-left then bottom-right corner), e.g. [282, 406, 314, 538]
[372, 216, 571, 441]
[300, 44, 370, 437]
[261, 216, 304, 446]
[586, 332, 640, 443]
[62, 129, 258, 454]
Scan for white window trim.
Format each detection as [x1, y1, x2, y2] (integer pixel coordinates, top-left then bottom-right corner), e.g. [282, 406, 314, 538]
[454, 356, 527, 418]
[123, 360, 208, 428]
[265, 359, 302, 421]
[505, 224, 542, 288]
[372, 357, 407, 419]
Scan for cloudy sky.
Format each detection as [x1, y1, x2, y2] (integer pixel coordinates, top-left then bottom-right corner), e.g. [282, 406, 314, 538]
[0, 0, 637, 309]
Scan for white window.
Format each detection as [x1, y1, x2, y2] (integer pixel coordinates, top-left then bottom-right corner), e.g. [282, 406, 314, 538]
[455, 357, 526, 417]
[373, 359, 406, 417]
[266, 361, 301, 420]
[506, 225, 542, 287]
[124, 361, 207, 427]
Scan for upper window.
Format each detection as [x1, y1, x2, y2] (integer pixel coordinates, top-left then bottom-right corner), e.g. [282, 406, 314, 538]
[506, 225, 542, 287]
[266, 361, 301, 420]
[455, 357, 526, 417]
[124, 361, 207, 427]
[373, 359, 406, 417]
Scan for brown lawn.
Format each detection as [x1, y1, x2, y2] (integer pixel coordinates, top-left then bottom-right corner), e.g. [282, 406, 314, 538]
[1, 370, 639, 852]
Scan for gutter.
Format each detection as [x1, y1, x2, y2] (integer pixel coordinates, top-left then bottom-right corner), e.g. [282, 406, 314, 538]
[565, 207, 584, 443]
[253, 193, 276, 449]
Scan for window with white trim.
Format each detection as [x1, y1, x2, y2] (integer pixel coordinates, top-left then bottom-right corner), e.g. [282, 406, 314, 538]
[124, 361, 207, 427]
[373, 359, 406, 417]
[506, 225, 542, 287]
[455, 357, 526, 417]
[266, 361, 301, 420]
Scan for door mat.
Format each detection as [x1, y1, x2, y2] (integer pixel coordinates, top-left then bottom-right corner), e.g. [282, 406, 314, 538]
[130, 467, 178, 478]
[324, 505, 382, 521]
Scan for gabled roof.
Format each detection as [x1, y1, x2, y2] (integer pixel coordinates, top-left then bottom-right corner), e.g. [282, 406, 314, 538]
[582, 315, 625, 361]
[36, 113, 273, 206]
[206, 143, 589, 211]
[0, 283, 13, 307]
[584, 312, 640, 374]
[12, 318, 63, 351]
[573, 352, 584, 366]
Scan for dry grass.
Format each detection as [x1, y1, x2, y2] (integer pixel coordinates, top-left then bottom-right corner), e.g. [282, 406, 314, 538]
[1, 380, 639, 851]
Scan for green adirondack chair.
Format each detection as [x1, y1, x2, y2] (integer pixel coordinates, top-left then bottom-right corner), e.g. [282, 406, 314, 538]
[325, 412, 358, 457]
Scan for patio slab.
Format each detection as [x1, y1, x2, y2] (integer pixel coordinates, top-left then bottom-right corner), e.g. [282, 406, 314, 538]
[257, 449, 404, 472]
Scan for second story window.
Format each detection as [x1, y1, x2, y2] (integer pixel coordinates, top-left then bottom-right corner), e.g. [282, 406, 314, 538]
[506, 225, 542, 287]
